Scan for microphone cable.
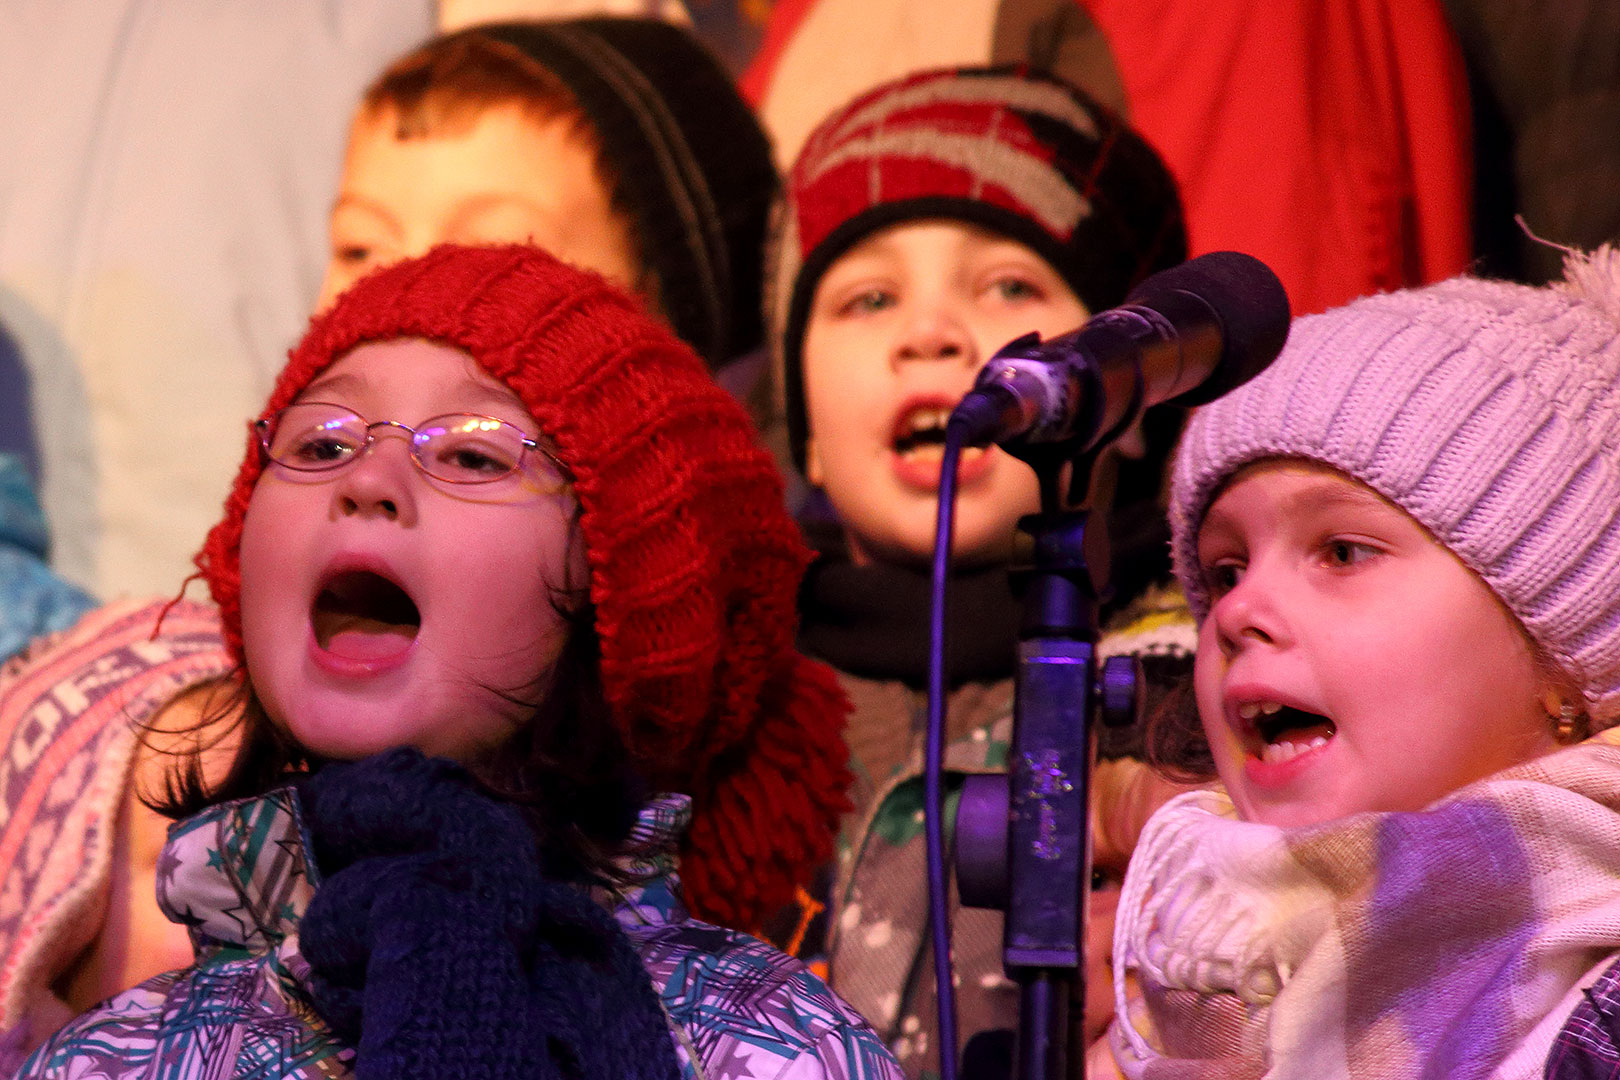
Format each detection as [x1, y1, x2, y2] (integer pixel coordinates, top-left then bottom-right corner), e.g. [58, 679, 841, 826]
[924, 415, 979, 1080]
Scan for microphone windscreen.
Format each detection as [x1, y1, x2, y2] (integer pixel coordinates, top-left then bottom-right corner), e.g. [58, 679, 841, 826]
[1130, 251, 1291, 407]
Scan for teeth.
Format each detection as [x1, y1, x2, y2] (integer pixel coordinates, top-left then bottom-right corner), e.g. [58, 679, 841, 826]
[1237, 701, 1284, 721]
[905, 407, 951, 435]
[1260, 735, 1329, 765]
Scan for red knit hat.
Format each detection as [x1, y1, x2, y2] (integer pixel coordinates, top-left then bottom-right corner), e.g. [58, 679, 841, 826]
[766, 65, 1187, 472]
[197, 244, 851, 931]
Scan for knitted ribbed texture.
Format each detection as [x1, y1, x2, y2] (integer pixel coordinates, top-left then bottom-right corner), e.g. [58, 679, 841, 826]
[1170, 264, 1620, 723]
[764, 65, 1186, 471]
[198, 244, 852, 930]
[476, 18, 777, 368]
[298, 749, 681, 1080]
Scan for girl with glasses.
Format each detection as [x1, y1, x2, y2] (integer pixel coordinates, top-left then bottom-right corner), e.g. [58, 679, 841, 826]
[7, 245, 902, 1080]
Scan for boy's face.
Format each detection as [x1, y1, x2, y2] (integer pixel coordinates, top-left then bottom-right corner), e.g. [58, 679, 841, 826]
[800, 221, 1088, 567]
[238, 338, 584, 763]
[318, 103, 641, 310]
[1191, 459, 1557, 828]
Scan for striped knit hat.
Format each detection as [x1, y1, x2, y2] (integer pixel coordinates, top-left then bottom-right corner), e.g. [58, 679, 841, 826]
[766, 65, 1186, 471]
[461, 18, 777, 368]
[1171, 249, 1620, 724]
[198, 245, 851, 931]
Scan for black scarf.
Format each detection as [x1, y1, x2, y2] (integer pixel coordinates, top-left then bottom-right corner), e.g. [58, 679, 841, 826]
[794, 494, 1174, 691]
[796, 538, 1022, 689]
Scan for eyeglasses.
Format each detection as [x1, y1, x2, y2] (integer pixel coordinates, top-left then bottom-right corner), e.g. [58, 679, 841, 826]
[256, 402, 571, 489]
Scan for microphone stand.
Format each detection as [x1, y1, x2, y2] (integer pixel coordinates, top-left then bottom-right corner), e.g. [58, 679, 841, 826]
[955, 453, 1139, 1080]
[944, 250, 1287, 1077]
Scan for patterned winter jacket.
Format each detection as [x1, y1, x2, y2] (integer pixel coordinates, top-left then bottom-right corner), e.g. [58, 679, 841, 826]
[0, 598, 231, 1073]
[3, 602, 902, 1080]
[17, 785, 903, 1080]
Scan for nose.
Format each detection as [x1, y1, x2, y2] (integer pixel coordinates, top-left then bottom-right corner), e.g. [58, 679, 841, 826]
[331, 429, 418, 525]
[1209, 565, 1292, 656]
[894, 298, 977, 368]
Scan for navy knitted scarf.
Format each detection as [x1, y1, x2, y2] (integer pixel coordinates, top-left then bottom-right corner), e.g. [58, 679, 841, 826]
[297, 749, 682, 1080]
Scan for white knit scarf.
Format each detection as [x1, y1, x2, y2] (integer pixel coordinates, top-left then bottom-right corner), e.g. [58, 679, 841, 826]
[1112, 734, 1620, 1079]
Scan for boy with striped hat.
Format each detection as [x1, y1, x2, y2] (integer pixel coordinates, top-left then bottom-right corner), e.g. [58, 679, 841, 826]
[764, 65, 1192, 1075]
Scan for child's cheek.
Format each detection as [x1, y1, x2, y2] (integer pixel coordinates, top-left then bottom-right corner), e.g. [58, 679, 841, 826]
[1193, 624, 1244, 782]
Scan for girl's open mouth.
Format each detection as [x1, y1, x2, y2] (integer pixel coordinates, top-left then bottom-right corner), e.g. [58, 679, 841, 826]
[311, 569, 421, 662]
[1242, 701, 1337, 765]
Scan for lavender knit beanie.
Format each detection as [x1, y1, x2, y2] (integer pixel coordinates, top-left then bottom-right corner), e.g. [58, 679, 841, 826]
[1170, 249, 1620, 724]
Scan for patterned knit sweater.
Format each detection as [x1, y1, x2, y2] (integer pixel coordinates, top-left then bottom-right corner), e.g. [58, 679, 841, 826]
[0, 598, 230, 1069]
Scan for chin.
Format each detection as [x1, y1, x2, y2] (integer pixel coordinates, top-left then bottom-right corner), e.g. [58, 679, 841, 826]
[1245, 804, 1317, 829]
[1241, 796, 1352, 830]
[286, 723, 398, 763]
[956, 494, 1033, 558]
[947, 518, 1022, 567]
[863, 530, 1016, 571]
[951, 538, 1017, 568]
[274, 696, 400, 757]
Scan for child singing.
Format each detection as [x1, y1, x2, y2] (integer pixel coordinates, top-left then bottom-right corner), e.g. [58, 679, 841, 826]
[0, 20, 781, 1050]
[1110, 248, 1620, 1078]
[762, 64, 1193, 1072]
[13, 244, 902, 1080]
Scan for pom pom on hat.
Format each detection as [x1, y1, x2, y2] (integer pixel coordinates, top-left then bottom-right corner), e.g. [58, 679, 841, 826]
[198, 244, 851, 930]
[1555, 242, 1620, 324]
[1170, 259, 1620, 725]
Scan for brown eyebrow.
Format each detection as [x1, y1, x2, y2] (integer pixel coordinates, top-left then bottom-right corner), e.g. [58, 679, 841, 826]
[1200, 464, 1398, 539]
[299, 363, 537, 434]
[300, 370, 364, 400]
[328, 193, 402, 234]
[442, 192, 555, 232]
[1273, 475, 1395, 519]
[457, 385, 536, 428]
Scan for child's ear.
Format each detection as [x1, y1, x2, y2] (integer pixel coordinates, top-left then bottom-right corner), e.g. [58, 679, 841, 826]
[804, 436, 825, 488]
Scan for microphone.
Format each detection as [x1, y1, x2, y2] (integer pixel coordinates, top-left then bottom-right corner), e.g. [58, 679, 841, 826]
[949, 251, 1290, 450]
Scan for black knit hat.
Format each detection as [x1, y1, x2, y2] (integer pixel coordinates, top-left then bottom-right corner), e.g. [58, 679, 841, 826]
[766, 66, 1187, 472]
[477, 18, 777, 368]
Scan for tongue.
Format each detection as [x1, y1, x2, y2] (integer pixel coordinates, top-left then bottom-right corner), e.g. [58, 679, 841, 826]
[316, 613, 416, 661]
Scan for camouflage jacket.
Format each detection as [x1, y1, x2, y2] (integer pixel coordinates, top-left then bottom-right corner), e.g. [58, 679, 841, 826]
[827, 587, 1197, 1079]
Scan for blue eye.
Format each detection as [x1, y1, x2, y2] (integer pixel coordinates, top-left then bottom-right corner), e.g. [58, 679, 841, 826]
[269, 411, 366, 467]
[989, 276, 1042, 302]
[292, 434, 359, 464]
[435, 443, 516, 478]
[840, 289, 894, 316]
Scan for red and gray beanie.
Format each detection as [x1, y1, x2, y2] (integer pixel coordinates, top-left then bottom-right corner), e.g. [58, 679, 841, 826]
[1170, 249, 1620, 726]
[766, 65, 1187, 472]
[198, 244, 851, 931]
